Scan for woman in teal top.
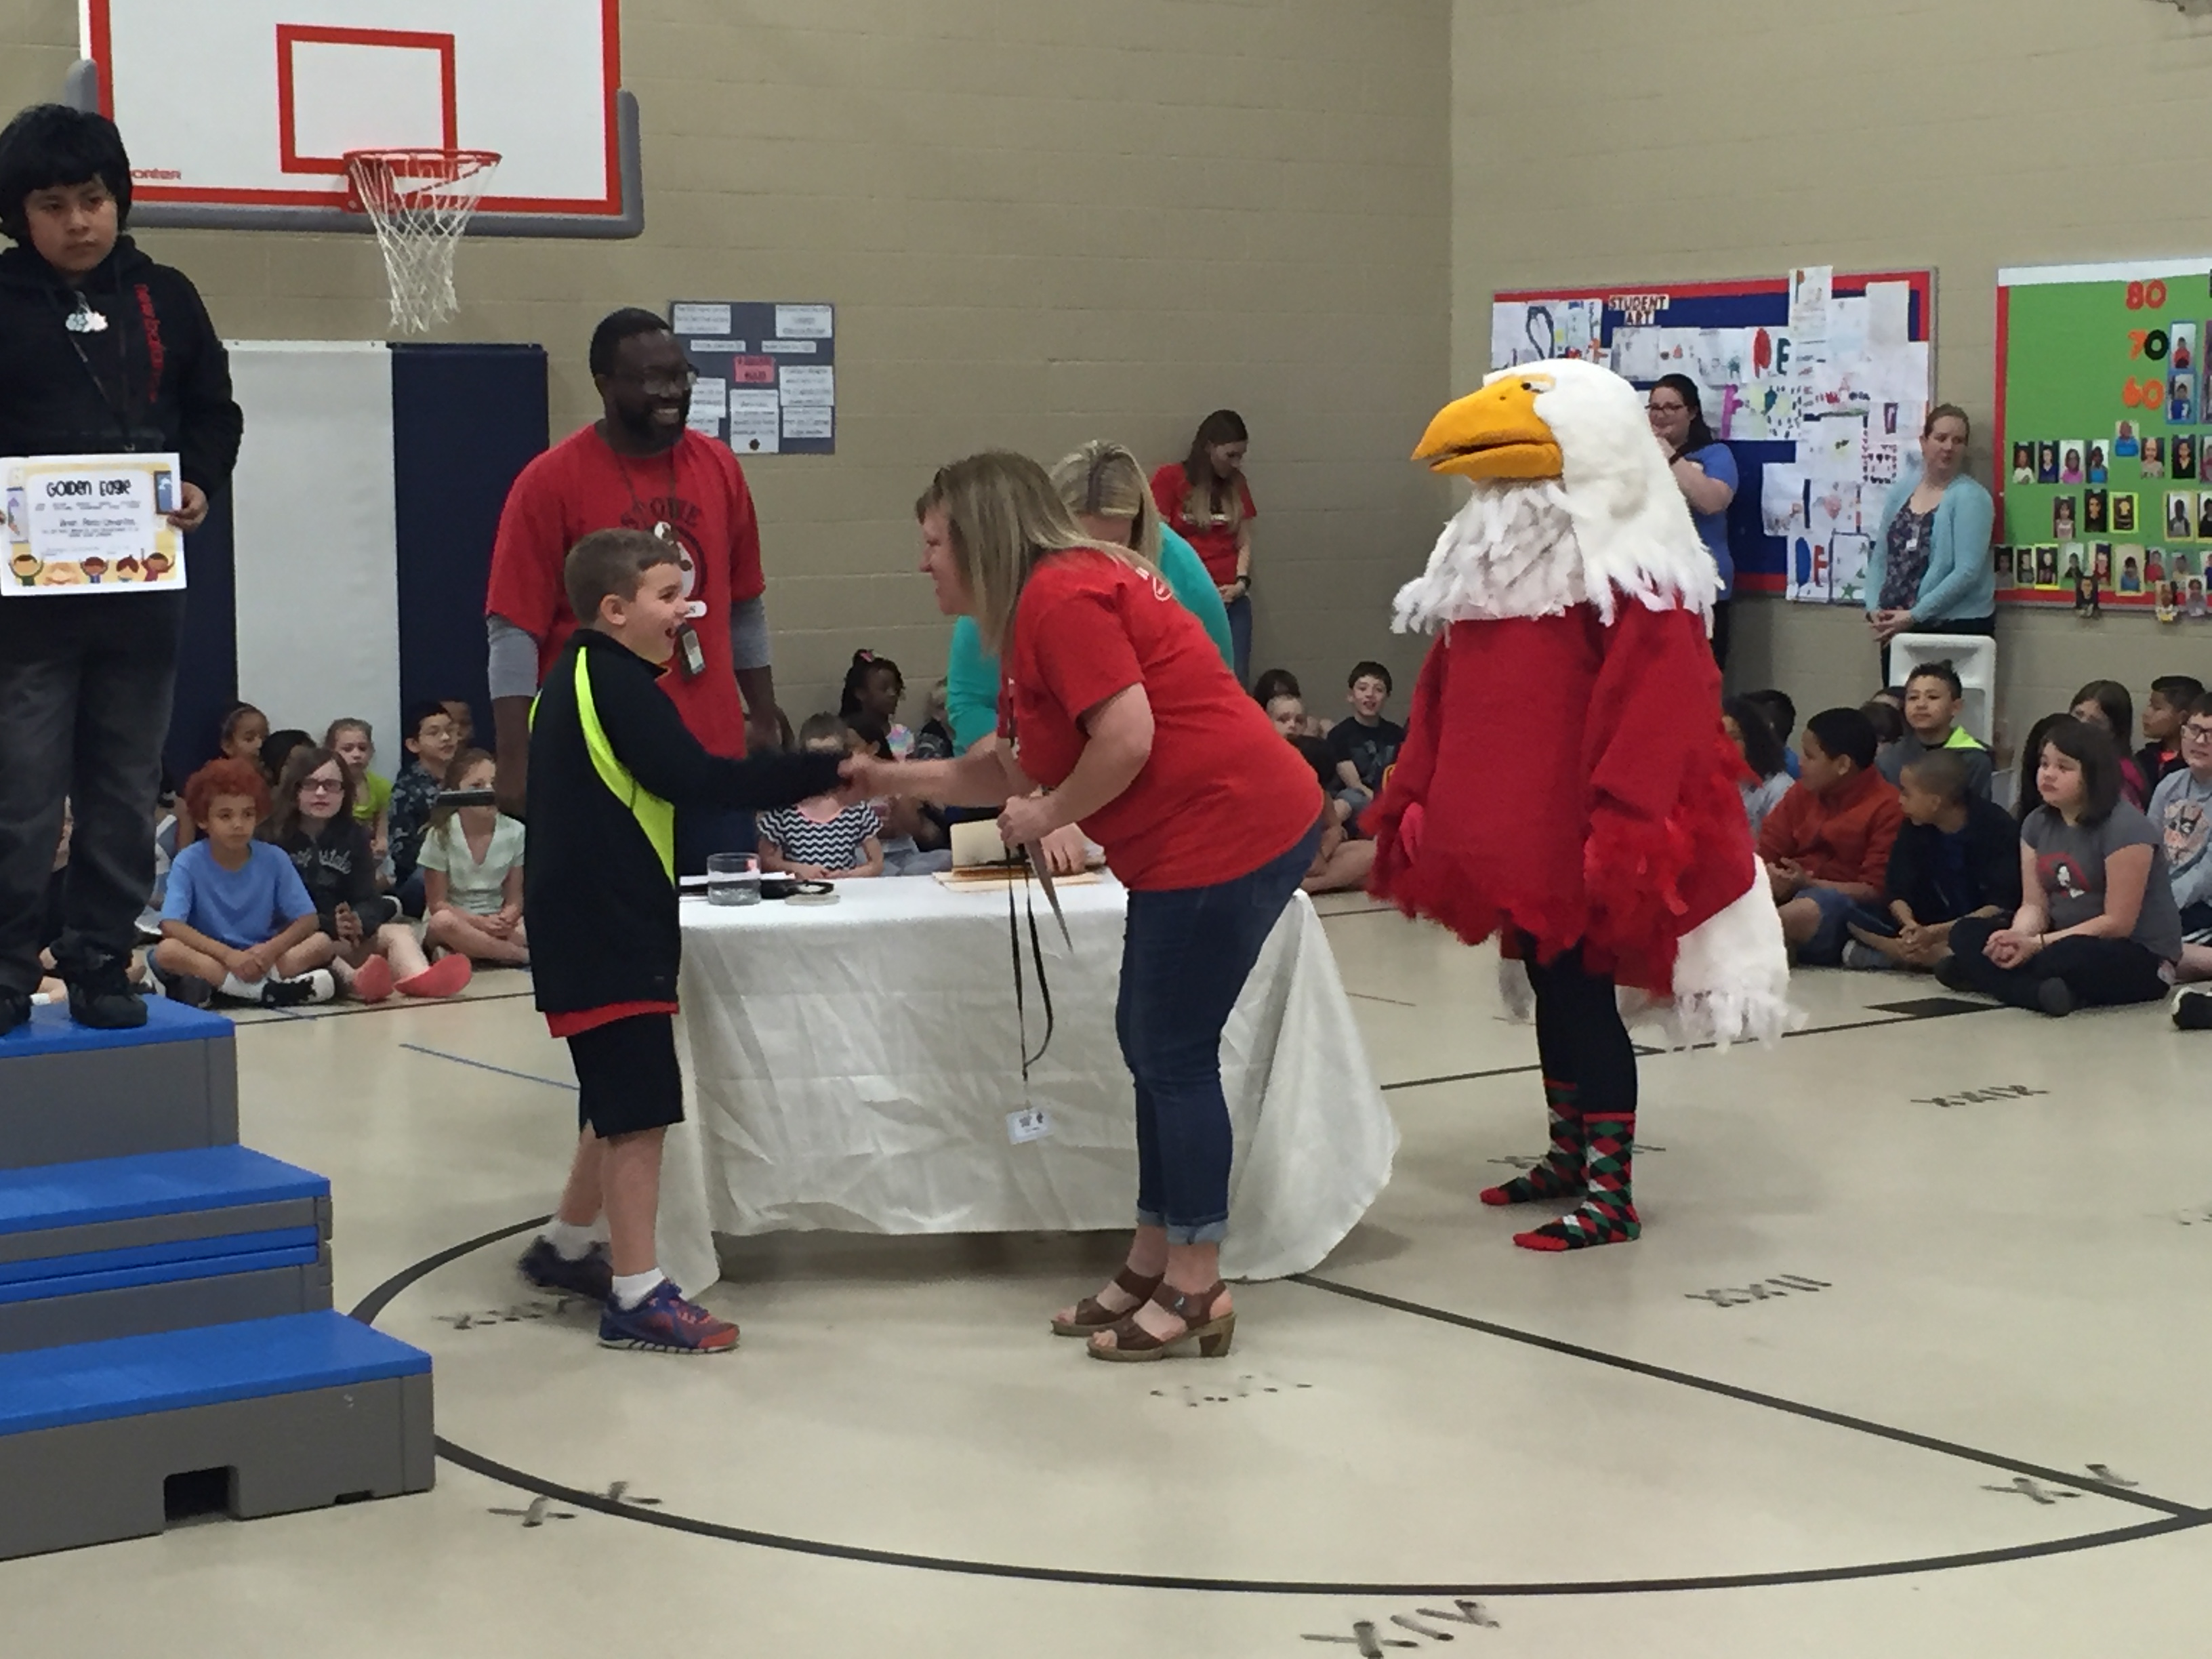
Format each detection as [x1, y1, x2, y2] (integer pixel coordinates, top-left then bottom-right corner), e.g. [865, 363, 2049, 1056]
[1864, 404, 1996, 680]
[945, 442, 1235, 753]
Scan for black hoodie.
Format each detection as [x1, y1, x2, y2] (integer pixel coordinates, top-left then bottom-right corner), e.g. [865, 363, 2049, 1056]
[0, 234, 241, 491]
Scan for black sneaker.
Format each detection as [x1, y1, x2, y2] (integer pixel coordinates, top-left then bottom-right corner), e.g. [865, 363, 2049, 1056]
[68, 963, 148, 1029]
[260, 970, 336, 1008]
[157, 968, 213, 1009]
[0, 989, 30, 1036]
[2036, 977, 2077, 1018]
[2173, 988, 2212, 1031]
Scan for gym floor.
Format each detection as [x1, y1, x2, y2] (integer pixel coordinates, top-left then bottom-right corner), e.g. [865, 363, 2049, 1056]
[2, 896, 2203, 1656]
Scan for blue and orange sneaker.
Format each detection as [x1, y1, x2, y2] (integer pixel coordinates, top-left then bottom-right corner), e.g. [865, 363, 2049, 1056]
[517, 1237, 614, 1304]
[598, 1280, 739, 1354]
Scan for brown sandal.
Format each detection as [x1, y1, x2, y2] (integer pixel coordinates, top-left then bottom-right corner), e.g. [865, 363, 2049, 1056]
[1050, 1266, 1164, 1337]
[1086, 1279, 1235, 1362]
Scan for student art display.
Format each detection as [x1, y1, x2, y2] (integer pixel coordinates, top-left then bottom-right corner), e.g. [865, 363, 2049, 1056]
[1490, 266, 1936, 605]
[1995, 258, 2212, 619]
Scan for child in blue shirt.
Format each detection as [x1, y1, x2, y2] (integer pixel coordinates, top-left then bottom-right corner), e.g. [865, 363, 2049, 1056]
[153, 758, 334, 1007]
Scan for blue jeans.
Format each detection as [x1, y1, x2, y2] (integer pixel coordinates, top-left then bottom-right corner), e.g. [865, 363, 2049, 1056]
[1225, 593, 1253, 687]
[1118, 819, 1322, 1244]
[1795, 886, 1856, 966]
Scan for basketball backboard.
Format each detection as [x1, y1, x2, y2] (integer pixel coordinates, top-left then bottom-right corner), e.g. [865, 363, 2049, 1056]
[67, 0, 641, 238]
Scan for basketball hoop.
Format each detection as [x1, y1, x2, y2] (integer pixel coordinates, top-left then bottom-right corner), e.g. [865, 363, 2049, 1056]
[342, 148, 501, 333]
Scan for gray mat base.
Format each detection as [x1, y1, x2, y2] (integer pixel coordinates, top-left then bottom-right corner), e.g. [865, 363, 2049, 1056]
[0, 1250, 334, 1355]
[0, 1038, 239, 1170]
[0, 1372, 434, 1560]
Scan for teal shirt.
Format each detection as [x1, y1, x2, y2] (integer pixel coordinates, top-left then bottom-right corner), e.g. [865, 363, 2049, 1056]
[945, 525, 1235, 754]
[1865, 467, 1996, 624]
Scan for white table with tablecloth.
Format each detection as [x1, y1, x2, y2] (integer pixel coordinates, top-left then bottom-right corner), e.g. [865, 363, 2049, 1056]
[653, 875, 1397, 1291]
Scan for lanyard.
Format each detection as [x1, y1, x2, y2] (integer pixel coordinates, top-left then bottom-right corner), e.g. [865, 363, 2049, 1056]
[1007, 852, 1055, 1078]
[609, 443, 680, 541]
[52, 279, 144, 446]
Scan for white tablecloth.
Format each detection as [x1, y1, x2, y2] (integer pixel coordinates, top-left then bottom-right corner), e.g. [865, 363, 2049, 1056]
[656, 876, 1397, 1288]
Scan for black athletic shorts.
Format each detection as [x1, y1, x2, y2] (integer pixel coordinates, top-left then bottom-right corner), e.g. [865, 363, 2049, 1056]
[566, 1013, 684, 1139]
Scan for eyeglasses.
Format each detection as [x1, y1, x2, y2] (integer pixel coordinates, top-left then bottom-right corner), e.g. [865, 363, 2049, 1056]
[300, 777, 346, 794]
[611, 367, 697, 396]
[1647, 401, 1687, 415]
[2182, 723, 2212, 743]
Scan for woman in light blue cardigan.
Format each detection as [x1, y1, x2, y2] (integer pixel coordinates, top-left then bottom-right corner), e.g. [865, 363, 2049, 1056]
[1864, 403, 1995, 680]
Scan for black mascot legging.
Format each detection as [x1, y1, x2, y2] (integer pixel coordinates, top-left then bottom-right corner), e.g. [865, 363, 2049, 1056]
[1521, 937, 1638, 1119]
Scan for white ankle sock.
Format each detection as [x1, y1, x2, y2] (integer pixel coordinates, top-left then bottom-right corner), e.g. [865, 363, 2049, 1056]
[218, 972, 261, 1001]
[611, 1268, 666, 1310]
[542, 1219, 595, 1261]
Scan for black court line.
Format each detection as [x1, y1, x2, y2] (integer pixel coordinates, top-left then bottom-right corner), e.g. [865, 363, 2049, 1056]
[1291, 1275, 2196, 1517]
[349, 1216, 2212, 1598]
[398, 1042, 577, 1092]
[1314, 904, 1399, 919]
[1346, 990, 1419, 1008]
[1380, 1000, 2003, 1093]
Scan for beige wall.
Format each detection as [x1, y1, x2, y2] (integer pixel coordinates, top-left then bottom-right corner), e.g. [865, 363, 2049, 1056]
[1453, 0, 2212, 764]
[0, 0, 1452, 729]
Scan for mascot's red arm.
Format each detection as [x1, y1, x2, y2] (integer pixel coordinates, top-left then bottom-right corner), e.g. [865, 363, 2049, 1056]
[1580, 602, 1755, 994]
[1368, 630, 1448, 876]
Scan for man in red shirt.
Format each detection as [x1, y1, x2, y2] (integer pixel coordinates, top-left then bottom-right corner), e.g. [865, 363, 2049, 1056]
[486, 308, 781, 870]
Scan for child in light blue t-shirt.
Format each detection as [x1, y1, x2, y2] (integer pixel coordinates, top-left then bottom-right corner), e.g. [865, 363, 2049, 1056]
[153, 759, 334, 1008]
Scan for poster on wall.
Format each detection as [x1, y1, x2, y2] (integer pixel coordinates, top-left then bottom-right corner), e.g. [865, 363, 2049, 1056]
[1995, 258, 2212, 618]
[1489, 268, 1937, 600]
[667, 300, 836, 456]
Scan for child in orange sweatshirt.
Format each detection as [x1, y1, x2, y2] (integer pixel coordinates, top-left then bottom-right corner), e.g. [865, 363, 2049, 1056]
[1755, 706, 1903, 964]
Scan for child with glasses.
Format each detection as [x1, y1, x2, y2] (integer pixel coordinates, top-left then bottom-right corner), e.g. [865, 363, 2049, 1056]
[263, 746, 468, 1002]
[2151, 693, 2212, 987]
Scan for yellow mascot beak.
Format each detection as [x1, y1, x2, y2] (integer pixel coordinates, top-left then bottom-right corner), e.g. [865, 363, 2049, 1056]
[1413, 375, 1564, 480]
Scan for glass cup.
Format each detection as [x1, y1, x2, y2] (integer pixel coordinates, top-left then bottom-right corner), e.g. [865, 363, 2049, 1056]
[706, 851, 760, 906]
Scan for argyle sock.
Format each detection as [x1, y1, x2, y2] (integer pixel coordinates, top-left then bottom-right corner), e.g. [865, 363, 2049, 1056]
[1513, 1113, 1640, 1251]
[1479, 1080, 1584, 1206]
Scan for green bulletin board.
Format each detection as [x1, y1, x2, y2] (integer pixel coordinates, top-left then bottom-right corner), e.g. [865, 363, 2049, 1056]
[1996, 258, 2212, 617]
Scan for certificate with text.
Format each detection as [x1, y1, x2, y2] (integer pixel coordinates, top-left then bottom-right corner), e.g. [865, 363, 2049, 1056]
[2, 452, 186, 596]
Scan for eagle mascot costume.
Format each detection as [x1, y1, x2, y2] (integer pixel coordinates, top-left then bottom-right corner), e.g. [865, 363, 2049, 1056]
[1369, 358, 1792, 1251]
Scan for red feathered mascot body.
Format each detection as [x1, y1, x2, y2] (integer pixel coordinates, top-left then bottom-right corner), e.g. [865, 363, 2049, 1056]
[1371, 360, 1791, 1252]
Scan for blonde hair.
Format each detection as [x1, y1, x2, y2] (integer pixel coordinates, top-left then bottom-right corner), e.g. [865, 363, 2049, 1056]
[1049, 441, 1163, 564]
[918, 452, 1147, 653]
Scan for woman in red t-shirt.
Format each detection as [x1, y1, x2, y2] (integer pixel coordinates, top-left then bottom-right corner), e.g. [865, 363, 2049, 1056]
[867, 452, 1322, 1363]
[1149, 410, 1255, 684]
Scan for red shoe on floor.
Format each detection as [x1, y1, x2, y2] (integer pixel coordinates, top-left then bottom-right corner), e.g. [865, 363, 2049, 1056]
[351, 955, 394, 1004]
[395, 955, 472, 999]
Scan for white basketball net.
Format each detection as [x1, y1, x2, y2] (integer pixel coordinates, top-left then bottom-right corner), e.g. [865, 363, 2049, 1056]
[343, 149, 502, 333]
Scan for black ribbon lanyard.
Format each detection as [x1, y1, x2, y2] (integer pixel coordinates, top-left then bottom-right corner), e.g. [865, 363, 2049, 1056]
[1007, 847, 1056, 1080]
[52, 275, 146, 449]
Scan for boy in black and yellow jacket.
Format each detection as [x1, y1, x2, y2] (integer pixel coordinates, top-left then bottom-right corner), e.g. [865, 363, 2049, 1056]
[519, 527, 846, 1353]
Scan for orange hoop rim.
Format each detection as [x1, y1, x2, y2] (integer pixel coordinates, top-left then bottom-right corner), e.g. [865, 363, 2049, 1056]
[341, 147, 503, 211]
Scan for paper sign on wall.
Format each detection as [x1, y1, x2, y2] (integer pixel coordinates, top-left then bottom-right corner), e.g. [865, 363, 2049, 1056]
[668, 300, 838, 455]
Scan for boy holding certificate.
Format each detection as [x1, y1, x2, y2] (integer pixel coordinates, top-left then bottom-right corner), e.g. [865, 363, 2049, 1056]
[0, 104, 242, 1034]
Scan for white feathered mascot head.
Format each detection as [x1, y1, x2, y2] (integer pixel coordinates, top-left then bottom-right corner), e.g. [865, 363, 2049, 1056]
[1393, 358, 1722, 634]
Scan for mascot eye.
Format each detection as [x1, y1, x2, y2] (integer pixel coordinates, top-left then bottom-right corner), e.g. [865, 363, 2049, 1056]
[1520, 382, 1534, 391]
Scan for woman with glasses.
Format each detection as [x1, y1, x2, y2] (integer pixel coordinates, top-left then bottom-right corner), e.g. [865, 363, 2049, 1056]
[1864, 404, 1996, 682]
[1645, 374, 1739, 668]
[865, 452, 1324, 1361]
[485, 308, 783, 867]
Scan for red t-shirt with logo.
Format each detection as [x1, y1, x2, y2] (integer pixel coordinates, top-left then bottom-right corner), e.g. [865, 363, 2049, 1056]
[1000, 551, 1319, 890]
[485, 425, 764, 757]
[1149, 463, 1256, 586]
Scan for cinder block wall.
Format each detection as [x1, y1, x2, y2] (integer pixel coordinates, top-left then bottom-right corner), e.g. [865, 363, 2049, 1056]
[1452, 0, 2212, 762]
[0, 0, 1454, 726]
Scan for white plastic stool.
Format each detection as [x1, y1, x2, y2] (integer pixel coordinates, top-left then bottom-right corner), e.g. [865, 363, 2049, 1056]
[1889, 633, 1997, 745]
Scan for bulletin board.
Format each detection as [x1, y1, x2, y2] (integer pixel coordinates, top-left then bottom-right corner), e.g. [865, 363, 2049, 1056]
[1490, 268, 1936, 599]
[667, 300, 836, 455]
[1994, 258, 2212, 617]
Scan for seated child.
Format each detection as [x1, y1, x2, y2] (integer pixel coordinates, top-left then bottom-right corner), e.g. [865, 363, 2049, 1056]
[1877, 660, 1992, 800]
[1723, 696, 1792, 837]
[1269, 692, 1340, 806]
[265, 746, 470, 1001]
[442, 699, 476, 751]
[910, 678, 957, 761]
[1302, 813, 1376, 895]
[1756, 707, 1903, 965]
[388, 699, 462, 915]
[1843, 749, 2022, 971]
[2150, 690, 2212, 981]
[2069, 681, 2150, 808]
[153, 758, 335, 1006]
[756, 716, 884, 878]
[419, 749, 530, 966]
[176, 702, 270, 851]
[326, 718, 392, 865]
[2135, 674, 2206, 795]
[1254, 668, 1326, 736]
[1326, 660, 1404, 825]
[1746, 689, 1800, 777]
